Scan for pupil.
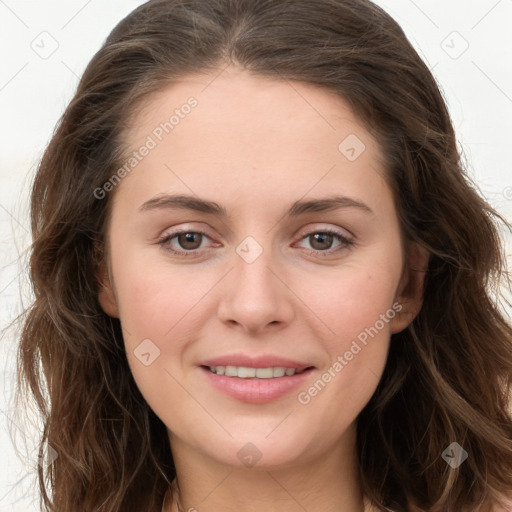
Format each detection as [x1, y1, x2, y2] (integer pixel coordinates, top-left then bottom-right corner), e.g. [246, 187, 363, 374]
[310, 233, 332, 250]
[179, 232, 201, 249]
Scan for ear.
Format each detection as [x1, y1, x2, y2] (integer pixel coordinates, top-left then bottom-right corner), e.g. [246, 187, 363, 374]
[390, 242, 429, 334]
[95, 244, 120, 318]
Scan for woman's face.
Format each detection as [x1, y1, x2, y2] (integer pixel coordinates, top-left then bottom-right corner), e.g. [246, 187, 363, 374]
[99, 66, 425, 469]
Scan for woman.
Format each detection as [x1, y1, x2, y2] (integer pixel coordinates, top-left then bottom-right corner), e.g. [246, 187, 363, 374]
[17, 0, 512, 511]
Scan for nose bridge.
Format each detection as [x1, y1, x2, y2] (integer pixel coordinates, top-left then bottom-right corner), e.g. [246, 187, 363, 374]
[231, 238, 279, 300]
[216, 236, 294, 330]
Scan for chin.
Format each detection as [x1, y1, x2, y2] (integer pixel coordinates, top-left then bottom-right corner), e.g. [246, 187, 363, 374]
[195, 425, 331, 470]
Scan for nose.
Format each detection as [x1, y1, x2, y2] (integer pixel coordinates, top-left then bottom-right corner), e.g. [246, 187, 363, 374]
[216, 247, 295, 334]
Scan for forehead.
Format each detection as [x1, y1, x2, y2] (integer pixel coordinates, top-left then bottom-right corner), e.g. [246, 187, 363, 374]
[114, 67, 390, 215]
[124, 66, 382, 157]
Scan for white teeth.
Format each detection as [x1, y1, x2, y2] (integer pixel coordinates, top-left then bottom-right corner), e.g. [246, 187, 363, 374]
[208, 365, 302, 378]
[256, 367, 273, 378]
[225, 365, 238, 377]
[272, 367, 285, 377]
[237, 366, 256, 378]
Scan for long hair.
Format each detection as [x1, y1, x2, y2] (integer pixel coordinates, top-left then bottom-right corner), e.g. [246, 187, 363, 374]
[17, 0, 512, 510]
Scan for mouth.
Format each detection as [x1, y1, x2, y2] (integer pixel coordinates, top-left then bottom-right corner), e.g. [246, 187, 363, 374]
[198, 362, 316, 404]
[202, 365, 313, 378]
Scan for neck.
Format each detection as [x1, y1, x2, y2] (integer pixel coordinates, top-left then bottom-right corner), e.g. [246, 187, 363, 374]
[166, 424, 367, 512]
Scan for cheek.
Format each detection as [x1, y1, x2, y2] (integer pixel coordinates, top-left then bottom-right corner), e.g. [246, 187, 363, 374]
[113, 252, 211, 340]
[290, 258, 402, 424]
[111, 254, 221, 403]
[114, 263, 199, 426]
[298, 260, 401, 346]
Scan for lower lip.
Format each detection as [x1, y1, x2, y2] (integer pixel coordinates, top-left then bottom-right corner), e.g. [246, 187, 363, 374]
[199, 366, 315, 404]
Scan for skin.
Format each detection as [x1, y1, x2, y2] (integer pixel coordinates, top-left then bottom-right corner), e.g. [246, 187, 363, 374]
[98, 65, 428, 512]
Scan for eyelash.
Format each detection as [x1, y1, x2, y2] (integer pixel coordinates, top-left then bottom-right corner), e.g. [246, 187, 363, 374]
[156, 229, 354, 258]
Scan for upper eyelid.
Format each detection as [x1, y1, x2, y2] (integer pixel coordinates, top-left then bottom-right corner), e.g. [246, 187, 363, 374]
[161, 227, 214, 241]
[295, 224, 353, 239]
[162, 221, 353, 238]
[160, 226, 353, 250]
[161, 225, 352, 241]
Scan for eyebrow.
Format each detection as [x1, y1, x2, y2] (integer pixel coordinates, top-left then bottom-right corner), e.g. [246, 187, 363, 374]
[138, 193, 374, 217]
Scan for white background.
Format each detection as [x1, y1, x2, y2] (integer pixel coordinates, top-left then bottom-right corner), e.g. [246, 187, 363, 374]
[1, 1, 511, 510]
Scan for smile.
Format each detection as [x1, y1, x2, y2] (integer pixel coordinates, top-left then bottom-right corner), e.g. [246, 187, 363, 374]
[206, 365, 306, 378]
[200, 365, 315, 404]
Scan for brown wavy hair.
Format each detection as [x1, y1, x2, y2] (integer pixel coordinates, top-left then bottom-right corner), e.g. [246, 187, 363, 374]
[17, 0, 512, 510]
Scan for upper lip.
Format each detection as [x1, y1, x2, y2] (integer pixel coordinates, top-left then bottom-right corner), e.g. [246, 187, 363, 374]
[199, 353, 314, 372]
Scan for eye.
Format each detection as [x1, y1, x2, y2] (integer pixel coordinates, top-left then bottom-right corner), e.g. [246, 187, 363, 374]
[157, 230, 214, 256]
[295, 229, 354, 256]
[156, 227, 354, 258]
